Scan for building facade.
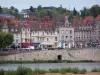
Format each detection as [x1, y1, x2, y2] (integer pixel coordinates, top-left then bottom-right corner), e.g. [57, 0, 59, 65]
[0, 15, 100, 49]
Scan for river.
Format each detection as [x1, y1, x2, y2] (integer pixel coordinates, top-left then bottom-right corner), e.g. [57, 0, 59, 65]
[0, 62, 100, 71]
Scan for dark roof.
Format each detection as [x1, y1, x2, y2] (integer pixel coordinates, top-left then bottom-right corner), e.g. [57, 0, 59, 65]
[0, 14, 15, 19]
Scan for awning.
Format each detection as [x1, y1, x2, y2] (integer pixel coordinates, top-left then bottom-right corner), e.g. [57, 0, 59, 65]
[21, 43, 33, 46]
[32, 42, 40, 44]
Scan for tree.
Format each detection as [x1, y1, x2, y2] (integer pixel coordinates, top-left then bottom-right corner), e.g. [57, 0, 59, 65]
[90, 5, 100, 17]
[37, 5, 42, 12]
[80, 7, 86, 18]
[0, 32, 13, 48]
[29, 6, 35, 12]
[73, 7, 78, 16]
[10, 6, 15, 10]
[0, 6, 2, 14]
[47, 9, 53, 18]
[39, 9, 47, 18]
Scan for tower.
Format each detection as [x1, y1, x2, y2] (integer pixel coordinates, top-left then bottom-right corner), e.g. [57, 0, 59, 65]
[65, 16, 69, 27]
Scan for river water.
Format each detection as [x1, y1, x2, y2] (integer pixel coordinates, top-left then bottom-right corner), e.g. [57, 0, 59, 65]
[0, 62, 100, 71]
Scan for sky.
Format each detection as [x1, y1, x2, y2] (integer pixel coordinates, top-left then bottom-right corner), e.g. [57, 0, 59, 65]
[0, 0, 100, 11]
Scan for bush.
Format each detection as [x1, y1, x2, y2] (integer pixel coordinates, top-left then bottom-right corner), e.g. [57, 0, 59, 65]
[59, 68, 66, 74]
[16, 66, 33, 75]
[33, 69, 47, 74]
[98, 68, 100, 72]
[0, 69, 5, 75]
[49, 69, 60, 73]
[79, 68, 87, 74]
[63, 67, 72, 73]
[92, 68, 99, 72]
[6, 70, 16, 75]
[72, 68, 80, 74]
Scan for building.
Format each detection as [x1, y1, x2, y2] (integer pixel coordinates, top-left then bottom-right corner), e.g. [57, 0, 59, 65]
[57, 16, 74, 48]
[0, 15, 100, 49]
[73, 16, 100, 48]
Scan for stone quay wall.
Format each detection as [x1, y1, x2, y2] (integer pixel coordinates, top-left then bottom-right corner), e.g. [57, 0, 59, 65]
[0, 48, 100, 61]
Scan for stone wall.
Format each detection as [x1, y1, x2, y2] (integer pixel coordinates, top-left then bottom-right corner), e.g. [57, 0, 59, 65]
[0, 48, 100, 61]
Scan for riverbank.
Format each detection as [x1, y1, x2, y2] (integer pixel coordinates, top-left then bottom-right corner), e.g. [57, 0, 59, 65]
[0, 60, 97, 64]
[42, 72, 100, 75]
[0, 67, 100, 75]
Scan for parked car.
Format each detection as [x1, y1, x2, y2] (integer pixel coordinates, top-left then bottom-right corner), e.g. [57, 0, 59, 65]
[0, 48, 8, 51]
[48, 48, 55, 50]
[22, 46, 35, 50]
[34, 47, 42, 50]
[58, 47, 64, 50]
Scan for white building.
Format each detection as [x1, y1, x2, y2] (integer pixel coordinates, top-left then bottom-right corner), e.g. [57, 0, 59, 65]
[57, 27, 74, 48]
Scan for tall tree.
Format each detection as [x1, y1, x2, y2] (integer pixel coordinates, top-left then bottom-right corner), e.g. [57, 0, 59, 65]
[80, 7, 87, 18]
[0, 6, 2, 14]
[37, 5, 42, 12]
[73, 7, 78, 16]
[10, 6, 15, 10]
[29, 6, 35, 12]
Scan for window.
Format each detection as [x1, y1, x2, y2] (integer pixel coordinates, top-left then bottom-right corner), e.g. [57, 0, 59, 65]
[25, 39, 27, 42]
[70, 36, 72, 39]
[79, 37, 80, 40]
[70, 30, 72, 34]
[28, 29, 30, 31]
[55, 37, 57, 41]
[47, 38, 49, 41]
[65, 44, 68, 46]
[66, 30, 68, 34]
[66, 36, 68, 39]
[43, 32, 44, 35]
[51, 32, 52, 35]
[55, 43, 57, 46]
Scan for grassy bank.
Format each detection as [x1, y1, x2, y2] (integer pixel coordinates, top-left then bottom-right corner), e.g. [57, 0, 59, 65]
[0, 60, 96, 64]
[0, 67, 100, 75]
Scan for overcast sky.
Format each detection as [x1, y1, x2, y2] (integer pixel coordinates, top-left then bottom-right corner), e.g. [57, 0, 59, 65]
[0, 0, 100, 11]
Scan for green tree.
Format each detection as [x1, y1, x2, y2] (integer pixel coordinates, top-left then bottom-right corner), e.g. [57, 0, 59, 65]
[39, 9, 47, 18]
[10, 6, 15, 10]
[80, 7, 87, 18]
[0, 6, 2, 14]
[0, 32, 13, 48]
[73, 7, 78, 16]
[29, 6, 35, 12]
[90, 5, 100, 17]
[37, 5, 42, 12]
